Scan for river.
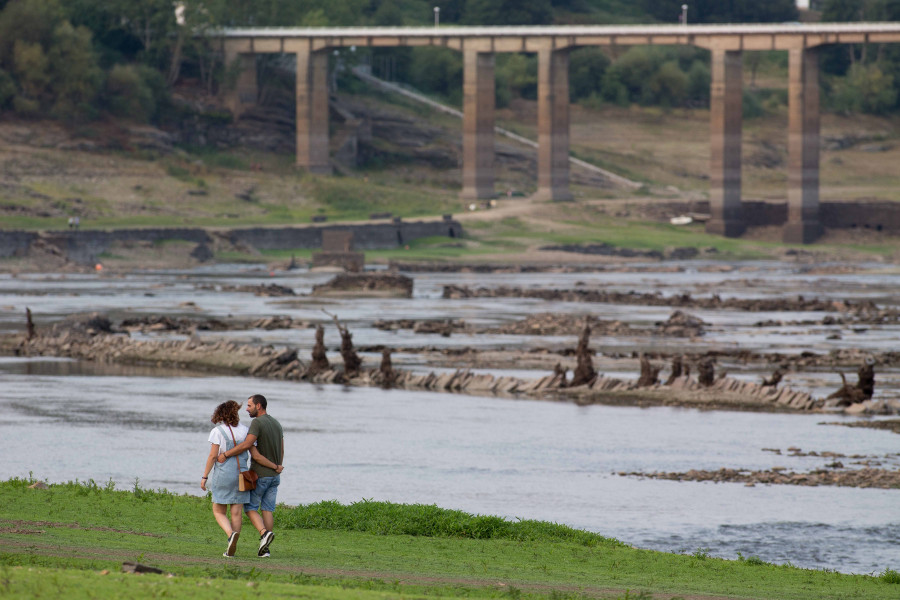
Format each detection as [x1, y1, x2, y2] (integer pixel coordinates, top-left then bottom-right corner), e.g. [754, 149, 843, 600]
[1, 262, 899, 574]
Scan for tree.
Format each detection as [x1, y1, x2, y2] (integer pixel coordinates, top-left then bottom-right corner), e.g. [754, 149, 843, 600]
[640, 0, 796, 23]
[47, 21, 102, 120]
[463, 0, 553, 25]
[0, 0, 66, 69]
[829, 63, 898, 114]
[569, 47, 610, 101]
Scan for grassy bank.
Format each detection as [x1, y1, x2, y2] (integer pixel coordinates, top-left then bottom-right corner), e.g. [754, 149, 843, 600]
[1, 477, 897, 599]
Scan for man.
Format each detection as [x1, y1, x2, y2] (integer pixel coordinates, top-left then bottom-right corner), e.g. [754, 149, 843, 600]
[219, 394, 284, 557]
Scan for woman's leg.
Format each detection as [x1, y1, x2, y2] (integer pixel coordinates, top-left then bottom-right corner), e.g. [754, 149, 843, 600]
[212, 503, 233, 535]
[229, 503, 243, 533]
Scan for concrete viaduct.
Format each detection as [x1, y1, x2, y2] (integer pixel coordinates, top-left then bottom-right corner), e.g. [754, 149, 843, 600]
[216, 23, 900, 243]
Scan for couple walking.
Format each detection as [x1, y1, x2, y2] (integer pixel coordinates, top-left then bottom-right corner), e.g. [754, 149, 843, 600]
[200, 394, 284, 558]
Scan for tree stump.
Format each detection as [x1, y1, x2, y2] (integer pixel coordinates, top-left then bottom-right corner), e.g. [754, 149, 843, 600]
[307, 325, 330, 375]
[698, 358, 715, 387]
[570, 322, 596, 387]
[379, 348, 398, 388]
[637, 354, 661, 387]
[664, 355, 683, 385]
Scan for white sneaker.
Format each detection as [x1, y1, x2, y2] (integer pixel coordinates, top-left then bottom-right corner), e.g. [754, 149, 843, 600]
[225, 531, 239, 556]
[258, 530, 274, 556]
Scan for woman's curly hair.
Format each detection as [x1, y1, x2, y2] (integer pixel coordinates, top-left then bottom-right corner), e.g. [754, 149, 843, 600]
[211, 400, 241, 426]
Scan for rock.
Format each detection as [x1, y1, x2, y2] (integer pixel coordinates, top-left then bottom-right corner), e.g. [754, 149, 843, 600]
[312, 273, 413, 298]
[190, 243, 214, 263]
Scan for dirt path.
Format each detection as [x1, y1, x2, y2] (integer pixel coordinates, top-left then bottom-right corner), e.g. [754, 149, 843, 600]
[0, 536, 747, 600]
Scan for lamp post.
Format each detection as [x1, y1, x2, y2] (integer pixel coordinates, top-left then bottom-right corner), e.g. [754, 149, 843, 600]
[434, 6, 440, 28]
[681, 4, 688, 25]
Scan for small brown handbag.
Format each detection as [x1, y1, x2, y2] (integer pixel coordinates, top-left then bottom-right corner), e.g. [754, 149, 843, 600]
[227, 426, 258, 491]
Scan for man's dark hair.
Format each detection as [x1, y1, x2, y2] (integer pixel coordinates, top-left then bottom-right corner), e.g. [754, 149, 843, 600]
[249, 394, 267, 409]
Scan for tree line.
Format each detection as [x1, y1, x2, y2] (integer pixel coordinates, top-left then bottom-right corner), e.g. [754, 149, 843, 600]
[0, 0, 897, 126]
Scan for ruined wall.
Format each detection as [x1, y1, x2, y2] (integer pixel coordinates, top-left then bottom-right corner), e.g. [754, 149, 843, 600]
[226, 219, 462, 250]
[0, 231, 38, 258]
[0, 219, 464, 262]
[690, 200, 897, 231]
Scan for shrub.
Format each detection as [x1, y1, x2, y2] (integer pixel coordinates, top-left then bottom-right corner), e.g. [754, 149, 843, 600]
[882, 568, 900, 584]
[828, 63, 898, 115]
[686, 60, 710, 107]
[280, 499, 623, 547]
[0, 68, 15, 109]
[649, 59, 688, 107]
[106, 63, 158, 121]
[570, 47, 610, 101]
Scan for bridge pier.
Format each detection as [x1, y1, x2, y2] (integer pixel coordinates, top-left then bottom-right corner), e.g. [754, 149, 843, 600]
[223, 43, 258, 118]
[534, 48, 572, 202]
[706, 48, 744, 238]
[784, 47, 822, 244]
[461, 45, 495, 200]
[295, 44, 332, 174]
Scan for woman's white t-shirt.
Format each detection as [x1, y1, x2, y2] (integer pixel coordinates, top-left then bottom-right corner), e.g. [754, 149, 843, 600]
[208, 422, 251, 458]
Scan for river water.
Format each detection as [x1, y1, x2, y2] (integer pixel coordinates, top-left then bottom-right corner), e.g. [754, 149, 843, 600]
[1, 262, 899, 574]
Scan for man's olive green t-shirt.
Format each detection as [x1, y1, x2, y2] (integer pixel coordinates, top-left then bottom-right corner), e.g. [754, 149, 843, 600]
[249, 414, 283, 478]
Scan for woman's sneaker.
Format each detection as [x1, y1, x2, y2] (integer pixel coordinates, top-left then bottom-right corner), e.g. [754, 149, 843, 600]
[225, 531, 239, 556]
[258, 530, 274, 556]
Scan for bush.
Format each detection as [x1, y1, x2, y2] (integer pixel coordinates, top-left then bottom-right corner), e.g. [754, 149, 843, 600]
[743, 89, 765, 119]
[407, 47, 462, 99]
[828, 63, 898, 115]
[650, 59, 687, 107]
[280, 499, 623, 547]
[570, 47, 610, 101]
[106, 63, 158, 121]
[0, 68, 15, 109]
[686, 60, 710, 107]
[882, 568, 900, 584]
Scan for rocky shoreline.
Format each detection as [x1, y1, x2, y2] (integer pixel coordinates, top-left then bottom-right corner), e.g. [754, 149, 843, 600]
[620, 466, 900, 489]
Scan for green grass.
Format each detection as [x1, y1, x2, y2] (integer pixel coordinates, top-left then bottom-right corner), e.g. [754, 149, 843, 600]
[1, 477, 898, 600]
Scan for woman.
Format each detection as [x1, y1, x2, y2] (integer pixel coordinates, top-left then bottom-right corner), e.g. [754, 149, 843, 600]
[200, 400, 278, 557]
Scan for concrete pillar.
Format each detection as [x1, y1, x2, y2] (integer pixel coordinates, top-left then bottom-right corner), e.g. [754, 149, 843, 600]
[535, 48, 573, 202]
[784, 47, 822, 244]
[296, 46, 331, 173]
[706, 49, 745, 237]
[461, 46, 495, 200]
[223, 45, 257, 118]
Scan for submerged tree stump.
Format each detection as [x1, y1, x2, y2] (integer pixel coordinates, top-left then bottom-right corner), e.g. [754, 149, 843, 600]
[337, 323, 362, 377]
[698, 358, 716, 387]
[25, 307, 35, 340]
[570, 322, 596, 387]
[828, 359, 875, 406]
[379, 348, 398, 388]
[553, 362, 568, 388]
[637, 353, 661, 387]
[308, 325, 330, 375]
[664, 355, 683, 385]
[762, 366, 784, 388]
[858, 359, 875, 400]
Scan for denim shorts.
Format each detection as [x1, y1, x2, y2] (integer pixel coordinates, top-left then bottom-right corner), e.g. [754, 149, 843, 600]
[244, 475, 280, 513]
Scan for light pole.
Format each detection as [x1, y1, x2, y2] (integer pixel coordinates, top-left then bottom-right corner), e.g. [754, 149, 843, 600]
[434, 6, 440, 28]
[681, 4, 688, 25]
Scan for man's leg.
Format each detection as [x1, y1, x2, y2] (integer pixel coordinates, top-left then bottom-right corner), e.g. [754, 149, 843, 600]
[261, 510, 274, 532]
[245, 509, 265, 534]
